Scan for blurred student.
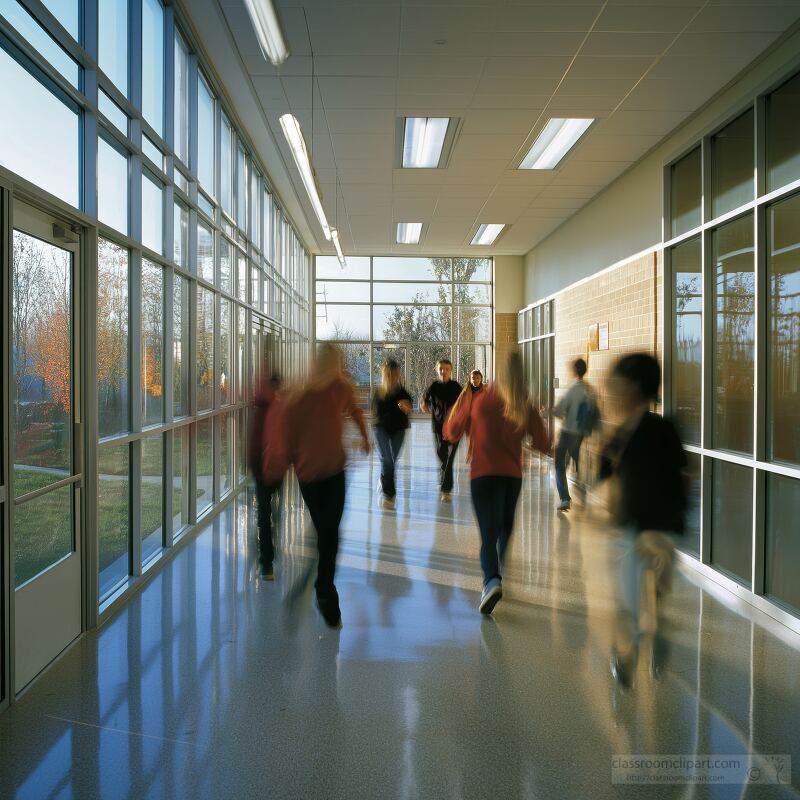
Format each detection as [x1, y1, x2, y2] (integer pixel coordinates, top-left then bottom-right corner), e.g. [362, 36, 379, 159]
[445, 352, 550, 615]
[284, 344, 370, 628]
[469, 369, 484, 394]
[421, 358, 463, 501]
[248, 371, 288, 580]
[372, 359, 413, 510]
[552, 358, 599, 512]
[599, 353, 687, 688]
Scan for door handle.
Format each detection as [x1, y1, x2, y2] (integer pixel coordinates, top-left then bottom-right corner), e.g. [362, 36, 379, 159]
[73, 421, 83, 482]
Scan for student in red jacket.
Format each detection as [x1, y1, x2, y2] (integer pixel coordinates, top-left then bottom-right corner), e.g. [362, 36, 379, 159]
[248, 372, 288, 580]
[284, 344, 370, 628]
[444, 351, 550, 615]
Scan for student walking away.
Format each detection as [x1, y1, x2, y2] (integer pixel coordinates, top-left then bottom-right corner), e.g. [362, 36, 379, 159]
[445, 352, 550, 615]
[599, 353, 687, 688]
[248, 372, 288, 580]
[372, 359, 413, 510]
[284, 344, 371, 629]
[552, 358, 599, 512]
[421, 358, 463, 501]
[469, 369, 484, 394]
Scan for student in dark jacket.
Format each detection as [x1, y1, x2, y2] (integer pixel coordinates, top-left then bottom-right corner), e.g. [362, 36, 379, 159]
[372, 359, 413, 510]
[445, 352, 550, 615]
[599, 352, 687, 688]
[421, 358, 462, 501]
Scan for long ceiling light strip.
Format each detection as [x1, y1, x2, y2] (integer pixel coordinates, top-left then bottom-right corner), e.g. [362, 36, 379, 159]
[279, 113, 331, 240]
[243, 0, 290, 66]
[519, 118, 593, 170]
[471, 223, 506, 246]
[396, 222, 422, 244]
[331, 228, 346, 268]
[402, 117, 450, 168]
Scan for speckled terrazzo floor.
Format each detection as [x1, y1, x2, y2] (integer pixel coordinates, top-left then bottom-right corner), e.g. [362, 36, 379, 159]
[1, 422, 799, 799]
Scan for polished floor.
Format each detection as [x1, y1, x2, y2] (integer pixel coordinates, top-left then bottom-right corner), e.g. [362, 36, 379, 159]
[1, 421, 799, 799]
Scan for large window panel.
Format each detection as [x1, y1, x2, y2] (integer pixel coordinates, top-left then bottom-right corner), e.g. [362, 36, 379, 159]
[767, 193, 800, 466]
[317, 304, 370, 341]
[173, 425, 190, 535]
[196, 418, 213, 516]
[712, 214, 754, 454]
[220, 298, 233, 405]
[220, 411, 233, 498]
[767, 72, 800, 193]
[141, 0, 164, 135]
[174, 30, 190, 165]
[0, 46, 79, 207]
[220, 237, 232, 294]
[670, 146, 701, 238]
[710, 459, 753, 587]
[374, 257, 450, 282]
[198, 73, 215, 193]
[454, 258, 491, 282]
[711, 110, 754, 219]
[141, 259, 164, 426]
[221, 114, 233, 217]
[98, 136, 129, 235]
[173, 275, 189, 417]
[197, 219, 214, 284]
[98, 239, 129, 437]
[99, 0, 128, 94]
[237, 306, 246, 403]
[457, 307, 491, 342]
[681, 451, 701, 557]
[98, 444, 130, 598]
[141, 434, 164, 564]
[236, 145, 247, 230]
[765, 473, 800, 612]
[671, 236, 702, 444]
[374, 304, 452, 342]
[373, 282, 449, 303]
[40, 0, 79, 40]
[141, 170, 164, 255]
[197, 287, 214, 411]
[173, 201, 188, 268]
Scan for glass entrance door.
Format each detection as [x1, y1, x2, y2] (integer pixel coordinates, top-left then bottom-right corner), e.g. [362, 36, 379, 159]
[11, 202, 82, 693]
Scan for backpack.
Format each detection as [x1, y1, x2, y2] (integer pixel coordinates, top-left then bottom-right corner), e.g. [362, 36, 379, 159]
[576, 392, 601, 437]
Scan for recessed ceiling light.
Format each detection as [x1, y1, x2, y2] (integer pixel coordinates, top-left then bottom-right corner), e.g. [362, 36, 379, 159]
[396, 222, 423, 244]
[519, 118, 593, 170]
[402, 117, 450, 168]
[242, 0, 290, 66]
[471, 223, 505, 246]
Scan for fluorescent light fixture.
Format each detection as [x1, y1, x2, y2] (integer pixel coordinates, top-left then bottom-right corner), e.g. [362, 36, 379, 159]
[471, 223, 505, 246]
[279, 113, 331, 240]
[519, 118, 593, 170]
[396, 222, 423, 244]
[243, 0, 290, 66]
[402, 117, 450, 168]
[331, 228, 346, 269]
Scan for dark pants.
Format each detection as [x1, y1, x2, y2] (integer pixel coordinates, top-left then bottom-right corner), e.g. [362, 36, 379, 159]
[470, 476, 523, 585]
[434, 429, 460, 492]
[375, 427, 405, 499]
[299, 471, 346, 608]
[555, 431, 584, 502]
[255, 478, 282, 567]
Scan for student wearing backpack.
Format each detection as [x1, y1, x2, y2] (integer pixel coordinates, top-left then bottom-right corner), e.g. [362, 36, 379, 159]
[551, 358, 598, 512]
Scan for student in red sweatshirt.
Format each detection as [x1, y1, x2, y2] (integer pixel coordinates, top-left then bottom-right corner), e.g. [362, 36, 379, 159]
[248, 372, 288, 580]
[283, 343, 370, 628]
[444, 351, 550, 615]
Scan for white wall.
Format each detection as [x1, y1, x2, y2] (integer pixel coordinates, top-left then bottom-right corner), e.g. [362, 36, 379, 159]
[494, 255, 524, 313]
[524, 28, 800, 305]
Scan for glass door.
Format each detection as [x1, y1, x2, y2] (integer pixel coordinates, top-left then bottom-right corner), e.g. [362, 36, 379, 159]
[10, 203, 83, 693]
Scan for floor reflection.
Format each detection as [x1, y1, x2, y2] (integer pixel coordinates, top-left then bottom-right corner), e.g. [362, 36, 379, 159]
[1, 422, 799, 798]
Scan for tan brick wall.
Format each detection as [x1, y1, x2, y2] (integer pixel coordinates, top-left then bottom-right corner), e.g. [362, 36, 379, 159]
[494, 312, 519, 377]
[553, 250, 663, 423]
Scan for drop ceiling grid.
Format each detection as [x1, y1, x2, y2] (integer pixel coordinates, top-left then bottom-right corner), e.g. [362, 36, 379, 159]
[212, 0, 800, 255]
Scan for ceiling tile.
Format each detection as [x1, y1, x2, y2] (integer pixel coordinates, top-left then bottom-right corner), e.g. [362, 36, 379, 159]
[580, 31, 675, 56]
[596, 4, 703, 32]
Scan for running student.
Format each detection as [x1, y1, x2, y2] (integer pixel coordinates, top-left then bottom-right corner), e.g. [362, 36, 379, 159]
[552, 358, 598, 512]
[421, 358, 462, 501]
[445, 352, 550, 615]
[372, 359, 413, 510]
[599, 353, 687, 688]
[284, 344, 370, 628]
[248, 371, 288, 580]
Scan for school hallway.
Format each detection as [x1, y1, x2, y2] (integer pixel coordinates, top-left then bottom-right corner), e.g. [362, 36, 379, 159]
[1, 421, 798, 799]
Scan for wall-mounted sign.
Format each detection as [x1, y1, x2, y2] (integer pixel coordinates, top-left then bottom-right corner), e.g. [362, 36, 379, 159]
[599, 321, 609, 351]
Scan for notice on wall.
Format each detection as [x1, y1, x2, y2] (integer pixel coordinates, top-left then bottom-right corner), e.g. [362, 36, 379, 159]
[587, 323, 599, 352]
[599, 321, 609, 351]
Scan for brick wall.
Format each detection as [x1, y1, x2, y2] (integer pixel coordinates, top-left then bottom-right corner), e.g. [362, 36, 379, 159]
[553, 250, 663, 424]
[494, 312, 519, 376]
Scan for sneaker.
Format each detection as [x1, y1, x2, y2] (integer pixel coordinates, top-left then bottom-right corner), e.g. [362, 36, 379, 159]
[479, 578, 503, 615]
[557, 499, 571, 512]
[440, 491, 452, 503]
[260, 562, 274, 581]
[381, 495, 395, 510]
[610, 648, 634, 689]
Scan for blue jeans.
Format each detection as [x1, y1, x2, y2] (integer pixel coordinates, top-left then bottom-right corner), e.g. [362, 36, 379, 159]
[375, 427, 405, 498]
[555, 431, 583, 502]
[470, 476, 522, 585]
